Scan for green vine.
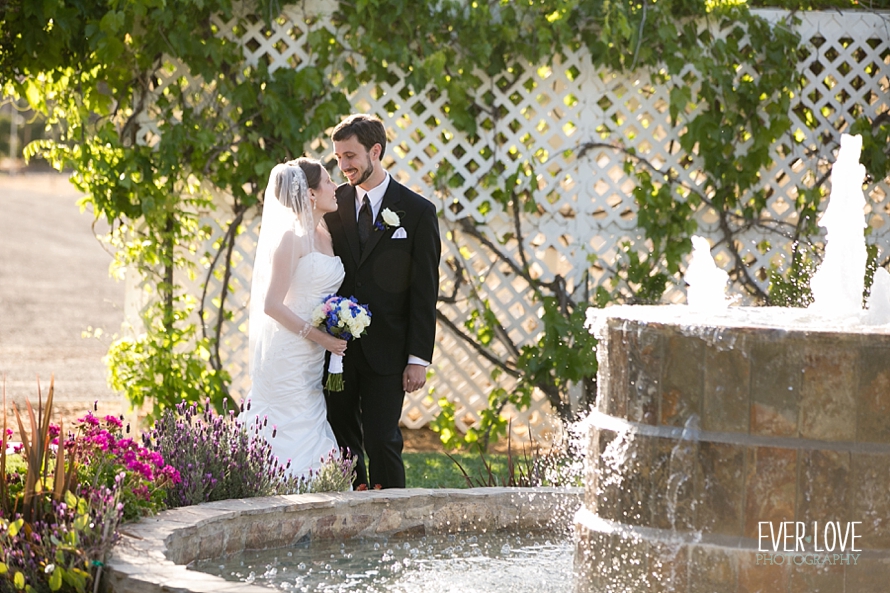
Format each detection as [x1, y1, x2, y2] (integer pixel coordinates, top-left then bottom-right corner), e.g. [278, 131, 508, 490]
[3, 0, 888, 441]
[3, 0, 349, 419]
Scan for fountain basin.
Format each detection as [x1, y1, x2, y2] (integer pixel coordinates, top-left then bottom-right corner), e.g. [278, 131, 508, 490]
[576, 305, 890, 592]
[102, 487, 581, 592]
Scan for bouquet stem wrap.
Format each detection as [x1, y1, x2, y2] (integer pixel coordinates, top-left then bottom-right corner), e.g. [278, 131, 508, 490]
[312, 294, 371, 393]
[326, 353, 345, 392]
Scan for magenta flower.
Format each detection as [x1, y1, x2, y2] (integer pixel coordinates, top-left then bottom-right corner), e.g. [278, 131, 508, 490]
[104, 415, 123, 428]
[77, 412, 100, 426]
[68, 411, 180, 521]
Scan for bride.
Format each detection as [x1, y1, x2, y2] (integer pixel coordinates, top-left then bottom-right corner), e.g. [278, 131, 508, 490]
[243, 157, 346, 478]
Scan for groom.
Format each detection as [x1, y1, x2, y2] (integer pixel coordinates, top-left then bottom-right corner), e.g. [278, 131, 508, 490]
[324, 113, 441, 489]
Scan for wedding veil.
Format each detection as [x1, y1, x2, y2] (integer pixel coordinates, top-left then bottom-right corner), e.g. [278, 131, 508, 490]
[248, 161, 317, 378]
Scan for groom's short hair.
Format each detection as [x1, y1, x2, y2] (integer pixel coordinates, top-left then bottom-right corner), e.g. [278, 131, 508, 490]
[332, 114, 387, 158]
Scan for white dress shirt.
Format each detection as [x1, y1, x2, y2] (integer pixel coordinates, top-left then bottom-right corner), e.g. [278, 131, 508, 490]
[355, 172, 391, 223]
[354, 173, 429, 369]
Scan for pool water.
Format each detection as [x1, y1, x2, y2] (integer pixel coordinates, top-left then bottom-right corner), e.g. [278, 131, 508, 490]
[191, 530, 573, 592]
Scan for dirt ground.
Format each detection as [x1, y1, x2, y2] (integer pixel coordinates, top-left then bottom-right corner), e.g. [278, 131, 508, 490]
[0, 172, 446, 449]
[0, 173, 127, 426]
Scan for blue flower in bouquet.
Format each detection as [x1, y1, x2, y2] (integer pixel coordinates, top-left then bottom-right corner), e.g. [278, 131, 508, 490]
[311, 295, 372, 391]
[312, 295, 371, 340]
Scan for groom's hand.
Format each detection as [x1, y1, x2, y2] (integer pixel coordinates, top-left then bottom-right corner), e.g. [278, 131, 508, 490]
[403, 364, 427, 393]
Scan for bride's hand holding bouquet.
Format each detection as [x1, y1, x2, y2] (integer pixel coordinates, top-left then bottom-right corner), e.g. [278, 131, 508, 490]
[315, 332, 347, 357]
[311, 295, 372, 391]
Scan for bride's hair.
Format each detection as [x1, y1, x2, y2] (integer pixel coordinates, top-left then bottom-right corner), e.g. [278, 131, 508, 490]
[275, 157, 323, 212]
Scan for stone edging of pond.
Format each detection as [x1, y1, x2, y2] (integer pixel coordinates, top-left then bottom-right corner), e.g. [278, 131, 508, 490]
[102, 487, 582, 593]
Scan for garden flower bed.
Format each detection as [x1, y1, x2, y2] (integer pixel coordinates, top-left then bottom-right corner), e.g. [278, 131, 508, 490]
[0, 382, 353, 592]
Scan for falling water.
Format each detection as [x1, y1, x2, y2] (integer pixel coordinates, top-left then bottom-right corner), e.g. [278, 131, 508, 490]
[680, 133, 890, 324]
[684, 236, 729, 312]
[573, 133, 890, 593]
[193, 532, 573, 592]
[865, 267, 890, 324]
[802, 132, 890, 323]
[809, 133, 869, 317]
[665, 415, 700, 539]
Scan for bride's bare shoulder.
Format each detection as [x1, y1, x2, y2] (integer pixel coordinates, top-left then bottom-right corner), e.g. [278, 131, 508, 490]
[274, 230, 311, 260]
[314, 220, 336, 253]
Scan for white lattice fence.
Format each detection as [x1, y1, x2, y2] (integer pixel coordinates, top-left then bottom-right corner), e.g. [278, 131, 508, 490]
[131, 5, 890, 439]
[199, 211, 259, 401]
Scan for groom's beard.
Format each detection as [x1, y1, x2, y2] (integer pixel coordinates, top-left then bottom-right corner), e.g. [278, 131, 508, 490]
[348, 155, 374, 187]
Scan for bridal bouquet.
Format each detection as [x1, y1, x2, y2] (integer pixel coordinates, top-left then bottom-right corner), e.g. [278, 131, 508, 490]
[311, 295, 372, 391]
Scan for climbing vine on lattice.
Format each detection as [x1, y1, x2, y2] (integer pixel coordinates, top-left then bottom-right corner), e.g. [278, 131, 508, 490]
[3, 0, 888, 443]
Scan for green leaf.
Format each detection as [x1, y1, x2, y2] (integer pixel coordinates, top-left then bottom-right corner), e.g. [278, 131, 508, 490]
[23, 79, 42, 110]
[48, 567, 62, 591]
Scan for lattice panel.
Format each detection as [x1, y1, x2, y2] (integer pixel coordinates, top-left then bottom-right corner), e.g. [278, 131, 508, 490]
[198, 211, 259, 401]
[131, 6, 890, 440]
[717, 10, 890, 291]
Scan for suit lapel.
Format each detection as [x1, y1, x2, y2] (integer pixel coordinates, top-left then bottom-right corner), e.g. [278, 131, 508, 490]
[358, 179, 402, 268]
[336, 184, 362, 266]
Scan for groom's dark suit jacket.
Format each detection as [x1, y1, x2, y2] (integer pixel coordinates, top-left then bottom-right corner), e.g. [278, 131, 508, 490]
[325, 177, 440, 373]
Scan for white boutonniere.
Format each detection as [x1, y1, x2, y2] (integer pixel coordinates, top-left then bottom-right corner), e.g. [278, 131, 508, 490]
[381, 208, 401, 229]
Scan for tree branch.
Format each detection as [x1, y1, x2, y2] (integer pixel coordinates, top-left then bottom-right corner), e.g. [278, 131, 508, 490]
[456, 218, 535, 289]
[198, 207, 245, 349]
[437, 256, 467, 304]
[716, 210, 770, 303]
[435, 310, 520, 378]
[210, 207, 245, 377]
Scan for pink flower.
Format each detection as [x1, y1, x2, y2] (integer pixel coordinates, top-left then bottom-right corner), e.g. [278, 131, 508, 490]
[86, 430, 115, 451]
[129, 461, 153, 481]
[104, 415, 123, 428]
[161, 465, 182, 484]
[77, 412, 100, 426]
[115, 437, 135, 450]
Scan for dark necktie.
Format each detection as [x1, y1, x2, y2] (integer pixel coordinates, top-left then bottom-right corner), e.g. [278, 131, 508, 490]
[358, 195, 373, 252]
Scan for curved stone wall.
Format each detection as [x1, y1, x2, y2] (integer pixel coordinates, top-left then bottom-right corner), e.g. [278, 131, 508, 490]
[576, 306, 890, 592]
[103, 487, 580, 593]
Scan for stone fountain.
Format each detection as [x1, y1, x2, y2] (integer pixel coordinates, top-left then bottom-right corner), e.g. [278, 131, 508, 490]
[575, 134, 890, 592]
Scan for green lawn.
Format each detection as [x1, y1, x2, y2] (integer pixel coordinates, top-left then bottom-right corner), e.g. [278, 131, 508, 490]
[403, 451, 510, 489]
[5, 450, 506, 490]
[3, 454, 25, 474]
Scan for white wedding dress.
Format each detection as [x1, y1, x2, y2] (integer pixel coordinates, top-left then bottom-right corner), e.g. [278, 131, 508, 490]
[243, 251, 345, 479]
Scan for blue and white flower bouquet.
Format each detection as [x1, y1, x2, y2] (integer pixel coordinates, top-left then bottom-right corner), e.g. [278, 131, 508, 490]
[311, 295, 372, 391]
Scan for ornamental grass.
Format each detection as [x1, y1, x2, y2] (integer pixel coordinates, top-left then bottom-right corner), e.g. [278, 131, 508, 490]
[0, 378, 124, 593]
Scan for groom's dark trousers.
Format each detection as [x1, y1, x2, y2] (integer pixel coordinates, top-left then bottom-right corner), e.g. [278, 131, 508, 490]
[326, 340, 407, 488]
[324, 177, 440, 489]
